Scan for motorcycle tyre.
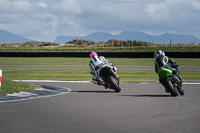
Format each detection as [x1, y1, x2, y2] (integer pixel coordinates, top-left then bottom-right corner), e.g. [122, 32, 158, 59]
[107, 76, 121, 93]
[164, 78, 178, 97]
[178, 86, 185, 95]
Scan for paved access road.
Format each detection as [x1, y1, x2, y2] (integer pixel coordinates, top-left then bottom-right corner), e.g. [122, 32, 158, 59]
[0, 82, 200, 133]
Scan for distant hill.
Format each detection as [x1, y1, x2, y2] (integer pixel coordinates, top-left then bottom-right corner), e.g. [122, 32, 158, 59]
[0, 30, 32, 43]
[1, 30, 199, 44]
[54, 31, 200, 44]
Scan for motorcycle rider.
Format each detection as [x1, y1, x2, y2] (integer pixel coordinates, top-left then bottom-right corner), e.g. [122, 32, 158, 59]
[154, 50, 178, 74]
[89, 52, 118, 88]
[154, 50, 184, 92]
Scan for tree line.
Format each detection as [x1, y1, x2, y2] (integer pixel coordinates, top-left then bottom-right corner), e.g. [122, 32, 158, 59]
[66, 39, 154, 47]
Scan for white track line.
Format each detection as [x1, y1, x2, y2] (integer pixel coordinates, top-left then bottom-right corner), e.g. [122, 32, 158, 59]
[0, 86, 72, 103]
[13, 80, 90, 83]
[1, 81, 200, 103]
[13, 80, 200, 85]
[183, 82, 200, 85]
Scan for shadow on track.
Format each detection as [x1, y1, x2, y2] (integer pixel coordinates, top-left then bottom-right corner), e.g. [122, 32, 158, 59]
[120, 94, 172, 97]
[72, 90, 115, 93]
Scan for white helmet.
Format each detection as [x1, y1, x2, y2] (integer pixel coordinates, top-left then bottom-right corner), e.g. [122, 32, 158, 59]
[154, 50, 165, 58]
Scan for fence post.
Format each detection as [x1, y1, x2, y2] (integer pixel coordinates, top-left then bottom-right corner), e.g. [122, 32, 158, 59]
[132, 40, 133, 47]
[152, 40, 154, 47]
[112, 42, 113, 49]
[170, 39, 172, 47]
[182, 40, 184, 48]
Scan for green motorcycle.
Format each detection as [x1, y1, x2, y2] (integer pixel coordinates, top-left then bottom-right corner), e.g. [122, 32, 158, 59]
[157, 66, 184, 97]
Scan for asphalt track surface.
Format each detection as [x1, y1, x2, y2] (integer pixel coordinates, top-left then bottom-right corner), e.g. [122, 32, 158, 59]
[1, 65, 200, 70]
[0, 81, 200, 133]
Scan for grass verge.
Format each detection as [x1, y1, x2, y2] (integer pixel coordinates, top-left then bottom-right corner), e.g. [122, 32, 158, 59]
[0, 79, 40, 95]
[2, 69, 200, 82]
[1, 68, 200, 95]
[1, 57, 200, 95]
[1, 45, 200, 52]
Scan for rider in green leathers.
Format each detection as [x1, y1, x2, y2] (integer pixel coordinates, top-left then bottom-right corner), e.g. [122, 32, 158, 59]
[154, 50, 184, 93]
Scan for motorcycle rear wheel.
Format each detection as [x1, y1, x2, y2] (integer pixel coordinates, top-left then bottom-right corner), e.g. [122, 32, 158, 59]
[107, 76, 121, 93]
[164, 78, 178, 97]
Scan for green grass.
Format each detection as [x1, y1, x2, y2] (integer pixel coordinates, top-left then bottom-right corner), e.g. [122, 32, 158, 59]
[1, 45, 200, 52]
[2, 69, 92, 81]
[109, 58, 200, 66]
[1, 68, 200, 95]
[0, 79, 39, 95]
[1, 57, 200, 95]
[119, 70, 200, 82]
[0, 57, 89, 66]
[1, 57, 200, 66]
[2, 69, 200, 82]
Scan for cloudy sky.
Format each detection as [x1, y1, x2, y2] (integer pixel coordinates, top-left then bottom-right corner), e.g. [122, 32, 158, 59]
[0, 0, 200, 42]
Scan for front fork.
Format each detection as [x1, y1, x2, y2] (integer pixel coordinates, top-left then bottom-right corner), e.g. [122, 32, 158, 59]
[111, 69, 120, 79]
[172, 74, 182, 86]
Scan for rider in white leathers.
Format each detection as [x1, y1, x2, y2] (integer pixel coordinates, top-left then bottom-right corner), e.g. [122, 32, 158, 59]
[89, 52, 118, 87]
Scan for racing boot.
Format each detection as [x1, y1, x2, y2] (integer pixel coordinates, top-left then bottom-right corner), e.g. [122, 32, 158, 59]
[97, 80, 107, 89]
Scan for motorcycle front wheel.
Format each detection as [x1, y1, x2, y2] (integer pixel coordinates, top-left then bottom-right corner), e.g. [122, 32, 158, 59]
[177, 86, 185, 95]
[164, 77, 178, 97]
[107, 76, 121, 93]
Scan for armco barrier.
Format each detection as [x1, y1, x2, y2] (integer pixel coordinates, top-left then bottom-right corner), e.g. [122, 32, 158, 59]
[0, 51, 200, 58]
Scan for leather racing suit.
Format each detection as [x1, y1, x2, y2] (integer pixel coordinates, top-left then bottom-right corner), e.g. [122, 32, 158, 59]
[89, 56, 117, 86]
[155, 55, 178, 74]
[155, 55, 179, 92]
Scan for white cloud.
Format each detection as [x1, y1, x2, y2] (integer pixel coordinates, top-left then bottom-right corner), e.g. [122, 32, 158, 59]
[145, 2, 169, 22]
[0, 0, 33, 13]
[53, 0, 83, 15]
[191, 0, 200, 11]
[38, 2, 48, 9]
[0, 0, 199, 41]
[0, 0, 10, 10]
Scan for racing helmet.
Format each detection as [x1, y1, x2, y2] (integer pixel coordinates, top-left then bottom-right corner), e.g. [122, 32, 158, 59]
[154, 50, 165, 58]
[90, 52, 98, 59]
